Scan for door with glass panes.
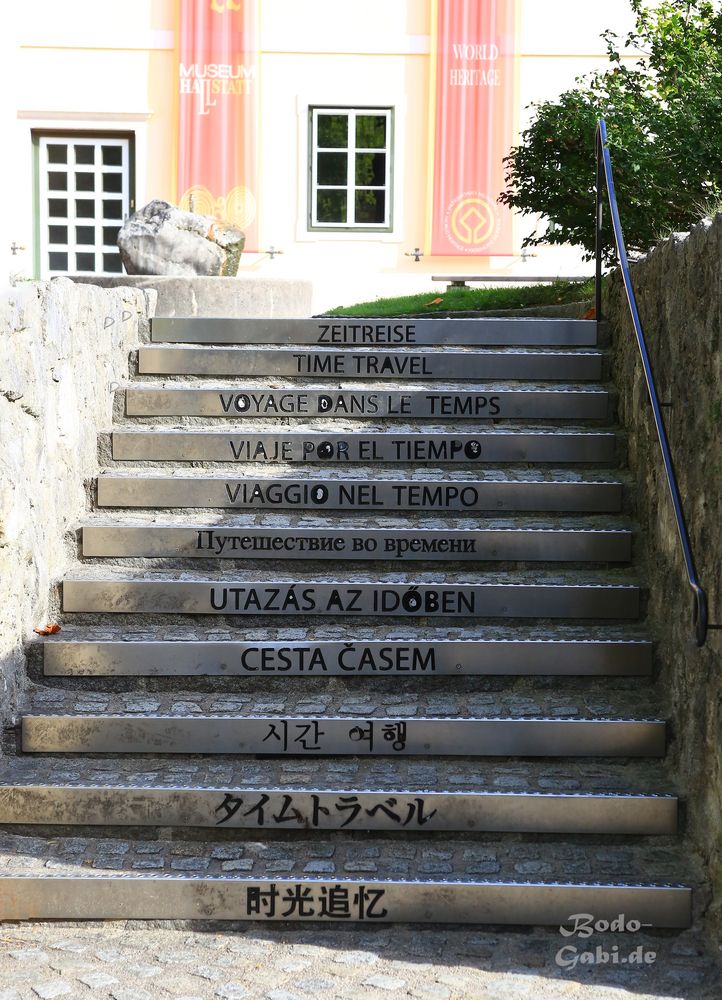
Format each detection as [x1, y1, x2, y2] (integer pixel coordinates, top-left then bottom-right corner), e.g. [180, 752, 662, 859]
[36, 134, 133, 278]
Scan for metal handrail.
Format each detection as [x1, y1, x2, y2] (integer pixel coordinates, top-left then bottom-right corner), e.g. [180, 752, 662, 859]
[595, 118, 708, 646]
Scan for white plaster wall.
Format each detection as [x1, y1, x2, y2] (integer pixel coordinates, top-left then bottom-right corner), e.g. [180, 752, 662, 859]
[6, 0, 644, 305]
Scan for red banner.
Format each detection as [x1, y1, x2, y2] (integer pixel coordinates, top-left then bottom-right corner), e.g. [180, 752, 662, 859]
[430, 0, 517, 256]
[177, 0, 258, 249]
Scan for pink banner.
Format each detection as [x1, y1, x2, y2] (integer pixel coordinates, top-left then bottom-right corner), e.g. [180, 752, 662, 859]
[430, 0, 517, 255]
[177, 0, 258, 249]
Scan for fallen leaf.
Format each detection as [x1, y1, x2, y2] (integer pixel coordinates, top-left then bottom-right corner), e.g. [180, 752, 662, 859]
[34, 624, 61, 635]
[581, 307, 596, 320]
[425, 297, 444, 306]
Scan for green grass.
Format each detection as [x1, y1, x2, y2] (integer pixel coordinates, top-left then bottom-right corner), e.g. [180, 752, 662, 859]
[324, 279, 595, 317]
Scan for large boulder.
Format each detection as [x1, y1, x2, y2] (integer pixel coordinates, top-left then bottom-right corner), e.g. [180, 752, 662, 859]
[117, 200, 245, 277]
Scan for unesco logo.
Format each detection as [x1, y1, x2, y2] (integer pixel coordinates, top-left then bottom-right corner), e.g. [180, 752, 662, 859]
[444, 191, 500, 254]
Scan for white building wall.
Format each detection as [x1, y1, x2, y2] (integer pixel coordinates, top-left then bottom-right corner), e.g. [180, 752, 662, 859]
[5, 0, 641, 307]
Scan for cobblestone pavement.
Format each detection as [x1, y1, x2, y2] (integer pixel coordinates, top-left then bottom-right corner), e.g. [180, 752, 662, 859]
[0, 921, 719, 1000]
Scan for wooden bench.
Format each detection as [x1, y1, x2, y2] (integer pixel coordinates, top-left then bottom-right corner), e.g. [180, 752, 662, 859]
[432, 274, 592, 289]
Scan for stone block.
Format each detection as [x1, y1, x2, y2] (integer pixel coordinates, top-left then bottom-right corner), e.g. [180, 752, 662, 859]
[72, 275, 313, 319]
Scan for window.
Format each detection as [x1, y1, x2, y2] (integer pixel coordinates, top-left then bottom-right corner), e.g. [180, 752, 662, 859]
[36, 134, 134, 278]
[309, 108, 392, 231]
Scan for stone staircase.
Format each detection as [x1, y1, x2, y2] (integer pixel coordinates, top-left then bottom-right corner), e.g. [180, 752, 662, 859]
[0, 314, 701, 925]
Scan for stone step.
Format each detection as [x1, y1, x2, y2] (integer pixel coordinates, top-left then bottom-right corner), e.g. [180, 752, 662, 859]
[111, 429, 613, 465]
[96, 474, 624, 512]
[138, 346, 603, 380]
[125, 386, 609, 420]
[0, 873, 690, 926]
[21, 673, 662, 720]
[60, 578, 640, 619]
[0, 754, 673, 796]
[78, 510, 634, 530]
[21, 714, 665, 757]
[80, 524, 632, 563]
[149, 316, 598, 347]
[42, 636, 652, 677]
[0, 783, 677, 834]
[45, 620, 649, 638]
[0, 818, 697, 927]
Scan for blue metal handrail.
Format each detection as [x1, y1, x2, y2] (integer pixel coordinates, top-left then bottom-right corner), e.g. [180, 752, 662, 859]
[595, 119, 708, 646]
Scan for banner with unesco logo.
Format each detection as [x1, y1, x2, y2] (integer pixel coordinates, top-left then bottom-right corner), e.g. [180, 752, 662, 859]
[429, 0, 518, 255]
[176, 0, 258, 249]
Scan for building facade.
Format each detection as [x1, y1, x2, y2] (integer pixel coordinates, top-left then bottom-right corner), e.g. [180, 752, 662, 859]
[3, 0, 637, 309]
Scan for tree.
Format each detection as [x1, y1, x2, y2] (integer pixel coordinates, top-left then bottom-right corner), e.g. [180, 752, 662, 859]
[499, 0, 722, 259]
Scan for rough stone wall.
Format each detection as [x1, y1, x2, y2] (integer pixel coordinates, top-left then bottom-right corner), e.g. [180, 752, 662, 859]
[0, 279, 154, 732]
[606, 215, 722, 939]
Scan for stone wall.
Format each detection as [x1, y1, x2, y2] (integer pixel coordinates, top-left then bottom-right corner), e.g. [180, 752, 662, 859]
[0, 279, 153, 732]
[74, 275, 313, 318]
[606, 215, 722, 940]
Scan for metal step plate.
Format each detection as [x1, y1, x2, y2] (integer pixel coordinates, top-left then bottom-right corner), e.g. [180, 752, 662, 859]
[81, 525, 632, 563]
[138, 347, 603, 381]
[61, 580, 640, 618]
[111, 430, 613, 464]
[0, 875, 691, 926]
[150, 317, 598, 347]
[125, 388, 609, 420]
[0, 785, 677, 834]
[96, 477, 624, 512]
[21, 715, 664, 756]
[43, 638, 653, 677]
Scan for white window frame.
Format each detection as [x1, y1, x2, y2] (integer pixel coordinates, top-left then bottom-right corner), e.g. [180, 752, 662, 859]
[37, 134, 132, 278]
[309, 107, 393, 231]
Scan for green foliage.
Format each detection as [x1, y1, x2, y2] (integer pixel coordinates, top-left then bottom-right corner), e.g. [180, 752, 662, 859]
[500, 0, 722, 259]
[317, 114, 348, 148]
[325, 279, 594, 317]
